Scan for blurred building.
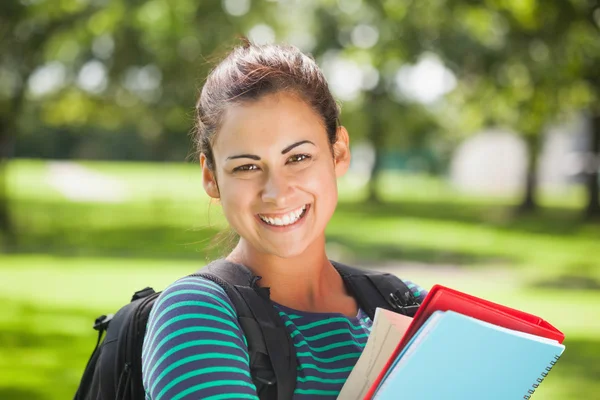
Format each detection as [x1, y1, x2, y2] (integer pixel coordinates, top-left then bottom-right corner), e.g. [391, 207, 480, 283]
[449, 114, 595, 195]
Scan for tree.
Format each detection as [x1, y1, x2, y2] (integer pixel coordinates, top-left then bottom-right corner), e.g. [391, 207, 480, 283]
[0, 0, 267, 245]
[5, 0, 598, 222]
[302, 2, 445, 203]
[0, 1, 103, 246]
[351, 0, 600, 213]
[400, 0, 599, 213]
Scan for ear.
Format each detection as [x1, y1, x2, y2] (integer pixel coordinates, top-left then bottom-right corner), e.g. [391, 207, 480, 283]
[200, 153, 220, 198]
[333, 126, 351, 178]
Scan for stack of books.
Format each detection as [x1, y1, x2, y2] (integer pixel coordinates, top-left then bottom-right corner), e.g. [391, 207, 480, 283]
[339, 285, 565, 400]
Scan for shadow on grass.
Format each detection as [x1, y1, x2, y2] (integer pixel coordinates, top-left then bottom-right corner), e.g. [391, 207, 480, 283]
[552, 337, 600, 395]
[0, 388, 47, 400]
[7, 199, 228, 260]
[12, 225, 223, 259]
[532, 274, 600, 291]
[335, 200, 600, 238]
[327, 235, 515, 266]
[4, 197, 598, 263]
[14, 222, 515, 266]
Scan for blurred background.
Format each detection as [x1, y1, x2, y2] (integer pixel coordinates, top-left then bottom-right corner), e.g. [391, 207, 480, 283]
[1, 0, 600, 399]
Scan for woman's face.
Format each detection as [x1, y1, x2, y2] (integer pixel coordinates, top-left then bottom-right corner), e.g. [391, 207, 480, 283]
[202, 92, 350, 258]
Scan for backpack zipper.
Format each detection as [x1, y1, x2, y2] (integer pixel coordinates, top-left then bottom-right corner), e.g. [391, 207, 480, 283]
[115, 362, 131, 400]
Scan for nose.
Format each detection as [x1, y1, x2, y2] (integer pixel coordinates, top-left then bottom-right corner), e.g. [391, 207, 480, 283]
[261, 171, 293, 207]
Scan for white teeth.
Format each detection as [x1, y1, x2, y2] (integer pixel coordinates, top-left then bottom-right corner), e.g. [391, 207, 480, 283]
[259, 205, 307, 226]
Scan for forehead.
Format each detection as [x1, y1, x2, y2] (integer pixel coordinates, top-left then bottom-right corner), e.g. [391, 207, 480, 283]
[213, 92, 327, 154]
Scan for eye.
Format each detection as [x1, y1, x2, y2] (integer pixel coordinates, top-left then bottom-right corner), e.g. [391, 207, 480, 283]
[233, 164, 259, 172]
[287, 154, 312, 164]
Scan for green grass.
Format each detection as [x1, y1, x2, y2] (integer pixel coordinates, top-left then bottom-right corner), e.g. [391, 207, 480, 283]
[1, 255, 599, 400]
[1, 158, 600, 399]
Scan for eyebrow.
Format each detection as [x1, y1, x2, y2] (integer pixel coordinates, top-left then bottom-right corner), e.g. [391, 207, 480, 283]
[226, 140, 315, 161]
[282, 140, 315, 154]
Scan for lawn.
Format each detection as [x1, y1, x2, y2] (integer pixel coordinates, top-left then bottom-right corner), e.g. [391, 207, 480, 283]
[1, 159, 599, 399]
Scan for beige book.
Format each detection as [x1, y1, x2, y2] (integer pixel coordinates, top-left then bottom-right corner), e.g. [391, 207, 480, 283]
[337, 308, 413, 400]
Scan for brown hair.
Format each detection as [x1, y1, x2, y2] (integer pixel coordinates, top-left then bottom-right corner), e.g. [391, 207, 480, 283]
[194, 40, 341, 171]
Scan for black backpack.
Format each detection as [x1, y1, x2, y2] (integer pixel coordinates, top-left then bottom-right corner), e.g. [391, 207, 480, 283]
[73, 259, 421, 400]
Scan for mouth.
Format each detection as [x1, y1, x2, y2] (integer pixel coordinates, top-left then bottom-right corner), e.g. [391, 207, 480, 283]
[257, 204, 310, 228]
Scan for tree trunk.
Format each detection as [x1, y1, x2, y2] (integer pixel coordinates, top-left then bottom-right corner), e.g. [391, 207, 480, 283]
[367, 146, 383, 204]
[519, 169, 537, 212]
[0, 165, 9, 231]
[0, 119, 15, 250]
[518, 135, 540, 213]
[0, 86, 24, 250]
[366, 92, 385, 204]
[585, 114, 600, 218]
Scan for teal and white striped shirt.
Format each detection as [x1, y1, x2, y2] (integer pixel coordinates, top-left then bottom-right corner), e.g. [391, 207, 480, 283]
[141, 274, 426, 399]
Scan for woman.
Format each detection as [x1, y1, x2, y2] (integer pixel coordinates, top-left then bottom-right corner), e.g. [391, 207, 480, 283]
[141, 42, 426, 399]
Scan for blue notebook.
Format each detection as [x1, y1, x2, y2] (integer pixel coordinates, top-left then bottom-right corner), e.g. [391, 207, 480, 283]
[373, 310, 565, 400]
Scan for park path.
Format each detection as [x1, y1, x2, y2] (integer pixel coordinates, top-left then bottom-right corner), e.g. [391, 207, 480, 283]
[46, 161, 128, 202]
[366, 260, 515, 286]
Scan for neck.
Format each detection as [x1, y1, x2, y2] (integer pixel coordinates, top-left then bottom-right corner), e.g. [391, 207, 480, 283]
[226, 235, 346, 312]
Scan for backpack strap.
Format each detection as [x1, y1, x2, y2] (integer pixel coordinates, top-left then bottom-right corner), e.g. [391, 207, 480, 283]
[193, 259, 297, 400]
[331, 261, 421, 320]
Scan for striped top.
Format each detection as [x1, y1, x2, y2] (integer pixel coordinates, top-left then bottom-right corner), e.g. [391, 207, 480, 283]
[141, 274, 427, 400]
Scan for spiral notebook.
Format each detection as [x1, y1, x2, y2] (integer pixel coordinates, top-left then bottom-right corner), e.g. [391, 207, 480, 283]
[371, 310, 565, 400]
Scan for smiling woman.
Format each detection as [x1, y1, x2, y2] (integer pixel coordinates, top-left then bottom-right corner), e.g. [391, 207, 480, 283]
[141, 41, 427, 400]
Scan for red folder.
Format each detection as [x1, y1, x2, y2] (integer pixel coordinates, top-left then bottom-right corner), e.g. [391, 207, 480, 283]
[364, 284, 565, 399]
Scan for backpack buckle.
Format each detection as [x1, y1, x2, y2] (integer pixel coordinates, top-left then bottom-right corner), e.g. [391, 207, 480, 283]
[395, 304, 420, 316]
[93, 314, 114, 332]
[388, 290, 420, 315]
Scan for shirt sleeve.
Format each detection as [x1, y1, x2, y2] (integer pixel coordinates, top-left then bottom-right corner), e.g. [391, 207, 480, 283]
[401, 279, 429, 304]
[141, 276, 259, 400]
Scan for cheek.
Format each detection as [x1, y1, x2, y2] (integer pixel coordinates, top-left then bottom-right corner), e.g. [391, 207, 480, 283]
[303, 161, 338, 199]
[218, 178, 257, 217]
